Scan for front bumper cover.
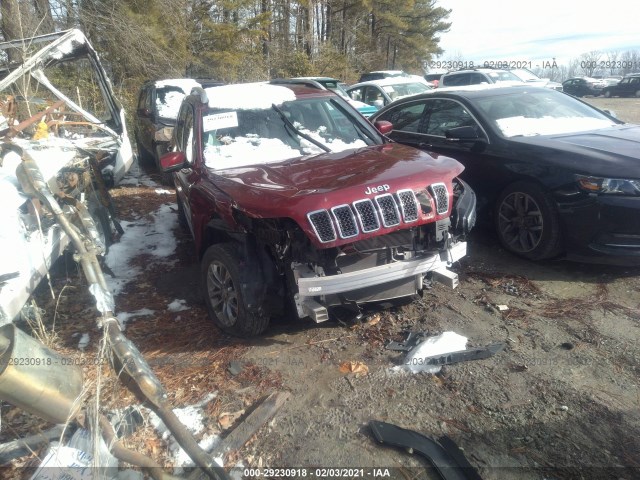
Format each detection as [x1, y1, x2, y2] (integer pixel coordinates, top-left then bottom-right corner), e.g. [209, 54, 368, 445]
[294, 241, 466, 297]
[292, 241, 466, 321]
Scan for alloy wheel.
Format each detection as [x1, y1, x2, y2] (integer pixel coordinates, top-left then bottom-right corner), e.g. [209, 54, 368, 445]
[206, 261, 238, 326]
[497, 192, 544, 253]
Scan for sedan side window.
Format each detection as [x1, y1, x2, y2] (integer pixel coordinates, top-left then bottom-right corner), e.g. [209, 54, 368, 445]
[376, 102, 425, 133]
[422, 99, 479, 137]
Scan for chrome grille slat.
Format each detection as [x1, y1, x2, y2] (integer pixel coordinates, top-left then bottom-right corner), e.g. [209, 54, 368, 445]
[331, 205, 359, 238]
[308, 189, 425, 243]
[353, 199, 380, 232]
[429, 183, 449, 215]
[375, 193, 401, 227]
[307, 209, 336, 243]
[397, 189, 419, 223]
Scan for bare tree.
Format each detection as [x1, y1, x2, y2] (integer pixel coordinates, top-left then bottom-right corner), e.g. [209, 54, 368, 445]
[605, 50, 619, 76]
[579, 51, 602, 77]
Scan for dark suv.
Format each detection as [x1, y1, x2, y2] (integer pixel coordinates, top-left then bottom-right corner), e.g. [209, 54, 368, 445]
[159, 82, 476, 336]
[601, 74, 640, 98]
[134, 79, 221, 180]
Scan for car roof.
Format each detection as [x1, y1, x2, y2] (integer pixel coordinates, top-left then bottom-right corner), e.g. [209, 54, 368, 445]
[443, 68, 509, 75]
[194, 81, 334, 109]
[347, 77, 428, 89]
[377, 84, 558, 102]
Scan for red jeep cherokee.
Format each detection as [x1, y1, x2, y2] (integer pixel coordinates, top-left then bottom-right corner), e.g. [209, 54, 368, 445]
[161, 81, 476, 336]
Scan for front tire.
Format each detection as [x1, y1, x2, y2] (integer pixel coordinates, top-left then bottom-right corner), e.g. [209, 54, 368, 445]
[495, 182, 562, 261]
[201, 243, 270, 337]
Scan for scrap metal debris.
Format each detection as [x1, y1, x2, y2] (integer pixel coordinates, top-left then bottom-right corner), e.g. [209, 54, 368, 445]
[370, 420, 483, 480]
[389, 331, 505, 374]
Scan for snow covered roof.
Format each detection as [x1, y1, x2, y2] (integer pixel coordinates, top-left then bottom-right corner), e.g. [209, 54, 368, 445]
[205, 83, 296, 110]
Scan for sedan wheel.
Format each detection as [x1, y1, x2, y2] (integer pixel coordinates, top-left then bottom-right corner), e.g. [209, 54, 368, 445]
[635, 90, 640, 98]
[495, 182, 562, 260]
[603, 90, 611, 98]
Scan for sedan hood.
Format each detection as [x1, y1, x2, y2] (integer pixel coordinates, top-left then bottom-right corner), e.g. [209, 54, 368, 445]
[510, 125, 640, 179]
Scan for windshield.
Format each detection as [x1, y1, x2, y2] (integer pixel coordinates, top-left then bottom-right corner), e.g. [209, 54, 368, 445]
[382, 82, 430, 101]
[202, 96, 379, 170]
[320, 80, 350, 100]
[511, 69, 540, 82]
[474, 89, 618, 137]
[156, 86, 188, 120]
[486, 71, 522, 83]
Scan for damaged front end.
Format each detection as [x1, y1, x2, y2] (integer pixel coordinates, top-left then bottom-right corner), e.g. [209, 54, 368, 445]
[0, 29, 132, 324]
[292, 179, 475, 322]
[244, 178, 476, 324]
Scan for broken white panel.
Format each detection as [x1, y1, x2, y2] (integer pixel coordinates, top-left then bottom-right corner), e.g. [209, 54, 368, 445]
[0, 146, 75, 324]
[395, 331, 468, 374]
[30, 428, 118, 480]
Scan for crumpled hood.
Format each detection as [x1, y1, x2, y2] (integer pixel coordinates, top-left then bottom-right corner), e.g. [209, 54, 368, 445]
[509, 124, 640, 179]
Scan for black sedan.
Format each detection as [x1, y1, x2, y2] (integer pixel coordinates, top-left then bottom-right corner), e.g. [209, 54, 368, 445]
[561, 77, 605, 97]
[370, 85, 640, 262]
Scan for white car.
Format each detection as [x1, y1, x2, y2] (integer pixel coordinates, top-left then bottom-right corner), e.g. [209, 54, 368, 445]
[508, 68, 563, 91]
[0, 29, 133, 324]
[346, 77, 432, 110]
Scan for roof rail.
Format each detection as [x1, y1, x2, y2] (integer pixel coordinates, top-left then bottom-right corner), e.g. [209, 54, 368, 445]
[269, 78, 326, 90]
[190, 86, 208, 104]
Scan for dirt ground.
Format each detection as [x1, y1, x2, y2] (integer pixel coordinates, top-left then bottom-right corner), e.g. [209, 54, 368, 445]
[2, 95, 639, 479]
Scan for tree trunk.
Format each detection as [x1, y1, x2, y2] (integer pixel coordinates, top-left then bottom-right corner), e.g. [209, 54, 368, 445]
[33, 0, 55, 34]
[1, 0, 25, 63]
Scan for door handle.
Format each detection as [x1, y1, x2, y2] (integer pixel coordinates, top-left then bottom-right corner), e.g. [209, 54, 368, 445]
[418, 142, 433, 149]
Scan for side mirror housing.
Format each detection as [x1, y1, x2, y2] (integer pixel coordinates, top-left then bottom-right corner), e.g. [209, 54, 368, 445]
[374, 120, 393, 135]
[445, 126, 480, 141]
[160, 152, 186, 173]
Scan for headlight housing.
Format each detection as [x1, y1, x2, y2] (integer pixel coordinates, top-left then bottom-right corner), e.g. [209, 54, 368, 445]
[576, 175, 640, 196]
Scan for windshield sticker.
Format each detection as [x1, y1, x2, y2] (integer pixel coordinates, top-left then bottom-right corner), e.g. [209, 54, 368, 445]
[203, 111, 238, 132]
[382, 86, 396, 93]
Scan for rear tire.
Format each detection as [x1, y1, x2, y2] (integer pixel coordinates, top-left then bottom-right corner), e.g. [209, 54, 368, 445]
[154, 143, 173, 185]
[176, 195, 189, 232]
[495, 182, 562, 261]
[603, 90, 611, 98]
[201, 243, 270, 337]
[136, 137, 154, 166]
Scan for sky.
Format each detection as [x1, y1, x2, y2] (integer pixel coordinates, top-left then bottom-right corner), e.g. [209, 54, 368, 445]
[434, 0, 640, 69]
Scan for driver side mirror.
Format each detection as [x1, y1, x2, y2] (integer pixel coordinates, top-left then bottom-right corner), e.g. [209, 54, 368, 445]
[160, 151, 186, 173]
[374, 120, 393, 135]
[445, 126, 480, 142]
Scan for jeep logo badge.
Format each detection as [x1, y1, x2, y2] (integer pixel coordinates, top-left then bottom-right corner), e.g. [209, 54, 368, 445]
[364, 184, 390, 195]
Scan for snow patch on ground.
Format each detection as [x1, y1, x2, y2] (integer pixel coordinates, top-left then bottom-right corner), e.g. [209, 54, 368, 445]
[154, 188, 173, 195]
[167, 299, 190, 312]
[116, 308, 155, 329]
[78, 333, 90, 351]
[105, 203, 178, 296]
[147, 393, 220, 474]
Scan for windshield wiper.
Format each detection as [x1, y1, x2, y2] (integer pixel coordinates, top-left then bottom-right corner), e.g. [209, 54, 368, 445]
[271, 103, 331, 153]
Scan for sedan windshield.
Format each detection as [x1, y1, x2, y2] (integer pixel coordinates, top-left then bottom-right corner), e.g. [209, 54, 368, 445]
[473, 89, 618, 137]
[202, 97, 379, 169]
[382, 82, 430, 101]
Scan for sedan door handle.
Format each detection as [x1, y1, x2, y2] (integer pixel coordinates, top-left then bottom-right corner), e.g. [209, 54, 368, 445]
[418, 142, 433, 149]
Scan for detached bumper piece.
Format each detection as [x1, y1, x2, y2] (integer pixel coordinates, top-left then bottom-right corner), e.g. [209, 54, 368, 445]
[369, 421, 483, 480]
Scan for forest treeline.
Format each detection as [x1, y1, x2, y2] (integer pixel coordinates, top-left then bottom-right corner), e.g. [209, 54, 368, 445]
[0, 0, 451, 108]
